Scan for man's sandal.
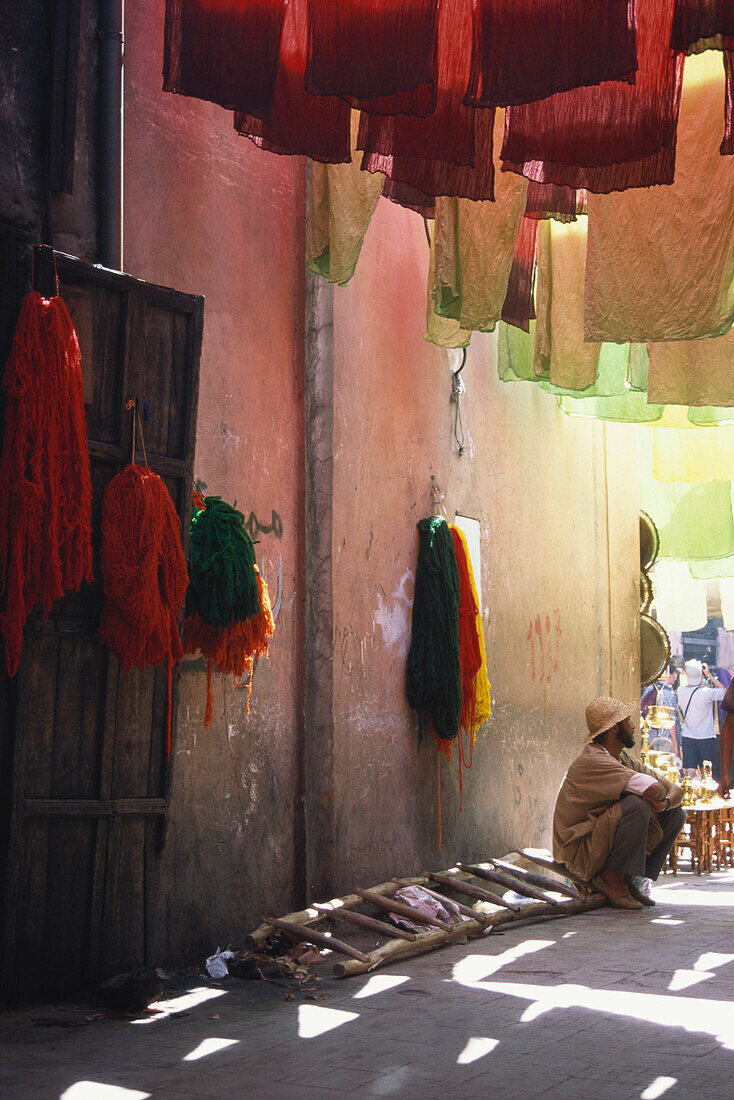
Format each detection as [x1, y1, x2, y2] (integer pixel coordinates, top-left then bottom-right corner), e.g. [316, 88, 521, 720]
[591, 875, 643, 910]
[627, 879, 655, 907]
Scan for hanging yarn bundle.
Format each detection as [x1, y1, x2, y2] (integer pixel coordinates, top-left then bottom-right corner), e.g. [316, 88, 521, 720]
[99, 463, 189, 752]
[449, 525, 482, 808]
[406, 515, 462, 743]
[183, 495, 275, 726]
[0, 291, 93, 676]
[453, 525, 492, 729]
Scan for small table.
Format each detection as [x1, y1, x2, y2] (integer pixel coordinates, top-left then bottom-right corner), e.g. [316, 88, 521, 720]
[669, 800, 734, 874]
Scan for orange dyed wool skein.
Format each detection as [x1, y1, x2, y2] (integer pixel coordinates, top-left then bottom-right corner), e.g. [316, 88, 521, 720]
[99, 464, 188, 674]
[0, 291, 93, 676]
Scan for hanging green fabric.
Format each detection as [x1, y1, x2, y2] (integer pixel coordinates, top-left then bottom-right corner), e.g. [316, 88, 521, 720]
[639, 435, 734, 561]
[186, 496, 260, 627]
[690, 556, 734, 580]
[406, 515, 462, 742]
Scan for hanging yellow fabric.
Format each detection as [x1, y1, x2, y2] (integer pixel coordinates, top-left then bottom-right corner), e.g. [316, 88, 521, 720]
[535, 219, 601, 391]
[306, 113, 384, 286]
[428, 111, 527, 338]
[585, 53, 734, 344]
[647, 328, 734, 408]
[451, 525, 491, 730]
[652, 418, 734, 482]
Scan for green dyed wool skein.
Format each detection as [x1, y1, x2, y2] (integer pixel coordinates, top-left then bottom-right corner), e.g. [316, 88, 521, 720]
[406, 515, 462, 742]
[186, 496, 260, 627]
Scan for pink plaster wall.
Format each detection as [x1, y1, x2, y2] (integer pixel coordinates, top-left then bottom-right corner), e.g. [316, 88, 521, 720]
[331, 198, 639, 887]
[123, 1, 306, 961]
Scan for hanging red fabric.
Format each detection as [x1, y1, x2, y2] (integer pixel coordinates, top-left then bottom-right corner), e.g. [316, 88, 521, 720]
[163, 0, 287, 119]
[358, 0, 475, 170]
[361, 106, 496, 201]
[305, 0, 439, 116]
[524, 181, 585, 221]
[0, 291, 93, 676]
[670, 0, 734, 51]
[233, 0, 351, 163]
[723, 50, 734, 153]
[465, 0, 638, 109]
[501, 0, 684, 193]
[501, 216, 539, 332]
[381, 177, 436, 218]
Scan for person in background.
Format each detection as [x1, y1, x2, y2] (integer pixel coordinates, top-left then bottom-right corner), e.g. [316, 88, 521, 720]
[641, 662, 681, 757]
[718, 677, 734, 798]
[678, 660, 725, 779]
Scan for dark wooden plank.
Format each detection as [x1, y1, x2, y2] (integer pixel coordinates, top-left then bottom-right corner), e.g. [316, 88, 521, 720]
[110, 666, 159, 800]
[99, 818, 147, 979]
[18, 631, 59, 800]
[23, 799, 167, 817]
[141, 301, 173, 457]
[86, 439, 187, 478]
[49, 635, 104, 800]
[43, 819, 95, 999]
[49, 250, 205, 313]
[15, 820, 51, 999]
[168, 311, 190, 461]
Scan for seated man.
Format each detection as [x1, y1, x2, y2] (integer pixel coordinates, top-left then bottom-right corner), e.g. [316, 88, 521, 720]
[553, 697, 685, 910]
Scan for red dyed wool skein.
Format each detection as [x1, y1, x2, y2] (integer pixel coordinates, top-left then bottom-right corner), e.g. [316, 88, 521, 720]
[99, 464, 188, 674]
[0, 291, 93, 676]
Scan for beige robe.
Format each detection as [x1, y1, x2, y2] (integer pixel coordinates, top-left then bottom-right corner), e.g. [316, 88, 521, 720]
[552, 743, 679, 882]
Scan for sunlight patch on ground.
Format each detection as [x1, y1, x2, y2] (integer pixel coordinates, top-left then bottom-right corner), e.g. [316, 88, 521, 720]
[650, 917, 685, 926]
[131, 986, 226, 1025]
[452, 939, 556, 984]
[474, 979, 734, 1049]
[60, 1085, 150, 1100]
[182, 1038, 240, 1061]
[456, 1037, 499, 1065]
[653, 887, 734, 907]
[668, 969, 713, 992]
[353, 975, 410, 999]
[694, 952, 734, 972]
[297, 1005, 359, 1039]
[641, 1076, 677, 1099]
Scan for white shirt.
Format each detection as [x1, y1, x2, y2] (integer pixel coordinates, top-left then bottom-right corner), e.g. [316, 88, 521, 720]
[678, 683, 725, 739]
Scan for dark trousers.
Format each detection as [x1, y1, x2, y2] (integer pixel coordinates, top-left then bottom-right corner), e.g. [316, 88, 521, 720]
[681, 736, 720, 780]
[605, 795, 686, 880]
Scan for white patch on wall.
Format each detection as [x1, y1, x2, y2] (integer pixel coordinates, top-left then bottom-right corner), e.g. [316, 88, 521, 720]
[454, 514, 482, 612]
[373, 569, 414, 659]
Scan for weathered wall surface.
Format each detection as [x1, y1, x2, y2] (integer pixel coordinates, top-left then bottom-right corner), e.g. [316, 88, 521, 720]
[123, 2, 307, 961]
[330, 198, 640, 887]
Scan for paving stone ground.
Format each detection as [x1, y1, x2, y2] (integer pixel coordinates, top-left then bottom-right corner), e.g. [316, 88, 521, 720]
[3, 868, 734, 1099]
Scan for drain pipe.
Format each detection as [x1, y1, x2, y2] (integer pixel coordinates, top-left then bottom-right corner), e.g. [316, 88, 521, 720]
[98, 0, 123, 269]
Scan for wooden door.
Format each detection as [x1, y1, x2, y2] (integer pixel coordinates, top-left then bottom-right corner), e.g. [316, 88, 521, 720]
[0, 246, 203, 1003]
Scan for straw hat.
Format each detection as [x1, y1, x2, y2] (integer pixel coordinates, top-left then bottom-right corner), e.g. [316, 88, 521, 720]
[584, 697, 633, 742]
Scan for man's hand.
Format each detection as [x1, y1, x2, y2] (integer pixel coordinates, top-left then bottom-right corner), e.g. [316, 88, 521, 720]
[648, 798, 668, 814]
[719, 778, 730, 800]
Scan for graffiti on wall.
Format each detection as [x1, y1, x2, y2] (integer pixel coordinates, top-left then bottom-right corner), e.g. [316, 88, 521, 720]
[527, 609, 562, 683]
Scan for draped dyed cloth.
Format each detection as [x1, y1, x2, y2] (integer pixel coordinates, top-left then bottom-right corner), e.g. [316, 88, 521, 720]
[163, 0, 287, 118]
[305, 118, 384, 285]
[724, 50, 734, 153]
[428, 121, 528, 336]
[651, 564, 708, 632]
[357, 0, 496, 201]
[652, 421, 734, 481]
[692, 556, 734, 578]
[670, 0, 734, 52]
[305, 0, 438, 116]
[640, 433, 734, 559]
[465, 0, 638, 109]
[585, 52, 734, 342]
[647, 328, 734, 406]
[382, 177, 435, 218]
[233, 0, 350, 163]
[501, 216, 539, 331]
[534, 220, 601, 391]
[361, 107, 497, 201]
[501, 0, 684, 193]
[525, 181, 585, 222]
